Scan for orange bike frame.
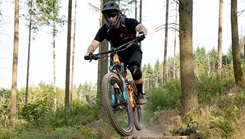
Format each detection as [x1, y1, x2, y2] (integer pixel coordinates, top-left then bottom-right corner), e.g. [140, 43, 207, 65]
[113, 54, 135, 109]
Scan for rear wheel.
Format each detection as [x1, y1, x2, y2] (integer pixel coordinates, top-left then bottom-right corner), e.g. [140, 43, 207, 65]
[128, 81, 143, 131]
[102, 73, 134, 136]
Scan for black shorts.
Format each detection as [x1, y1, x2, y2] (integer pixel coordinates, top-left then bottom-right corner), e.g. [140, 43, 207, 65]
[118, 47, 143, 69]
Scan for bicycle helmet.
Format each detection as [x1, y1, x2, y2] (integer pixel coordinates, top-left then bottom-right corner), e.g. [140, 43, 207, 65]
[102, 1, 122, 29]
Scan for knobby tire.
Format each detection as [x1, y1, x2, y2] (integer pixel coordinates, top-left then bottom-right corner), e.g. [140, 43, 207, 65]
[101, 72, 134, 136]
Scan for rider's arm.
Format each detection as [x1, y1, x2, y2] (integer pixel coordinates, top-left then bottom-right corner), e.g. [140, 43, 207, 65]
[86, 24, 107, 54]
[87, 40, 100, 53]
[135, 23, 147, 36]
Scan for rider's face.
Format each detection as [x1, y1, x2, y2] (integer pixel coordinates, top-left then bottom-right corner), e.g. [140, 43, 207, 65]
[105, 12, 118, 23]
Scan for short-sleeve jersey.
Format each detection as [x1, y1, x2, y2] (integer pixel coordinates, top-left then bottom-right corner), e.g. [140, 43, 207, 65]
[94, 18, 140, 48]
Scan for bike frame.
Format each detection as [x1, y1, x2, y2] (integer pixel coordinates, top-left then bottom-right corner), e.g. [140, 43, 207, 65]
[110, 53, 138, 109]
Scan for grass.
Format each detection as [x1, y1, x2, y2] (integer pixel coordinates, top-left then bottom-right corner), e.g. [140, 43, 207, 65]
[0, 126, 100, 139]
[0, 98, 102, 139]
[1, 68, 245, 138]
[144, 71, 245, 139]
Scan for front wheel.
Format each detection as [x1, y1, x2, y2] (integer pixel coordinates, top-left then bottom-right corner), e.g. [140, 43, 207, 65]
[101, 72, 134, 136]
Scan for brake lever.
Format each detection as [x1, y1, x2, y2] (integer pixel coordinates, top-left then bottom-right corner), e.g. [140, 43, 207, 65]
[89, 56, 93, 62]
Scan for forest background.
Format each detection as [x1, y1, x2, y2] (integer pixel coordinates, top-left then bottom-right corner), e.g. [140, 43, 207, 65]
[1, 0, 245, 138]
[1, 0, 245, 89]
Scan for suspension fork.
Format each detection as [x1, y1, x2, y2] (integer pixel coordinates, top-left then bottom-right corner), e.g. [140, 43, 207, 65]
[117, 73, 129, 101]
[112, 54, 130, 104]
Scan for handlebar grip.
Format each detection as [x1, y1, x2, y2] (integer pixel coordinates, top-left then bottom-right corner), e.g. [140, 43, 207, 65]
[84, 53, 92, 60]
[84, 53, 99, 62]
[93, 55, 100, 60]
[136, 35, 145, 42]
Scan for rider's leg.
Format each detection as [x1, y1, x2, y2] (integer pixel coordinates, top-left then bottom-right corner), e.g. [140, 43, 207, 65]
[130, 65, 147, 105]
[125, 48, 147, 104]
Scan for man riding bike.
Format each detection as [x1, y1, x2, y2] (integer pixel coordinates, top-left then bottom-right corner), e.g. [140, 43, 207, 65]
[84, 1, 147, 105]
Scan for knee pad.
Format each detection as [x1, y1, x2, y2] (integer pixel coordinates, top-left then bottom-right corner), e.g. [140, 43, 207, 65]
[130, 66, 142, 80]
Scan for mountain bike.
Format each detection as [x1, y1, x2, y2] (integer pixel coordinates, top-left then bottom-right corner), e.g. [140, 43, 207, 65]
[85, 34, 145, 136]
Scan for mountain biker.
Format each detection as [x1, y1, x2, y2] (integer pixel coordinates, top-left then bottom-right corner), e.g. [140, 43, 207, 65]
[84, 1, 147, 105]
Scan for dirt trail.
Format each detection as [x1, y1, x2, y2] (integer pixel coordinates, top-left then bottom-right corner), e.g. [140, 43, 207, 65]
[125, 126, 189, 139]
[126, 106, 190, 139]
[130, 106, 163, 138]
[131, 127, 163, 138]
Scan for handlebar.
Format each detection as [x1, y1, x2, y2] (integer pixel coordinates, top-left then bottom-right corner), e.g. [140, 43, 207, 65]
[85, 33, 145, 62]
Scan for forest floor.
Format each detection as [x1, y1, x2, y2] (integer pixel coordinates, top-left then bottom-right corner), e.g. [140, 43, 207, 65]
[130, 127, 163, 138]
[126, 106, 190, 139]
[130, 106, 162, 138]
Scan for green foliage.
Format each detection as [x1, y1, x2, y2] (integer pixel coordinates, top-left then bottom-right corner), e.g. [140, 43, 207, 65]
[242, 62, 245, 73]
[0, 90, 100, 138]
[20, 98, 53, 126]
[211, 116, 232, 138]
[21, 0, 66, 40]
[208, 48, 218, 70]
[145, 79, 182, 112]
[144, 66, 245, 138]
[175, 118, 203, 139]
[153, 59, 163, 85]
[142, 46, 236, 91]
[0, 89, 11, 127]
[35, 0, 65, 27]
[197, 69, 235, 104]
[0, 126, 101, 139]
[18, 82, 64, 108]
[208, 102, 243, 138]
[67, 99, 100, 126]
[0, 128, 18, 139]
[222, 55, 231, 65]
[0, 80, 101, 137]
[44, 127, 100, 139]
[194, 47, 209, 76]
[18, 98, 99, 128]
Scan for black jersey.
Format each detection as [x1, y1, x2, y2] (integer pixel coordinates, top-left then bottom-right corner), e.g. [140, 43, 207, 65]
[94, 18, 140, 48]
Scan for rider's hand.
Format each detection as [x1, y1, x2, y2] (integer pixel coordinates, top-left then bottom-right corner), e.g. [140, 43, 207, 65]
[84, 52, 92, 60]
[139, 31, 144, 35]
[137, 31, 145, 42]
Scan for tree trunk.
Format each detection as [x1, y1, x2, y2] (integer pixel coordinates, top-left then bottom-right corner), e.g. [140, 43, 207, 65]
[135, 0, 137, 20]
[217, 0, 223, 70]
[70, 0, 77, 102]
[65, 0, 73, 113]
[162, 0, 169, 83]
[53, 17, 57, 111]
[244, 37, 245, 58]
[25, 0, 33, 105]
[173, 2, 178, 80]
[139, 0, 142, 47]
[231, 0, 245, 87]
[99, 0, 109, 137]
[179, 0, 199, 115]
[99, 0, 109, 117]
[10, 0, 19, 127]
[140, 0, 142, 23]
